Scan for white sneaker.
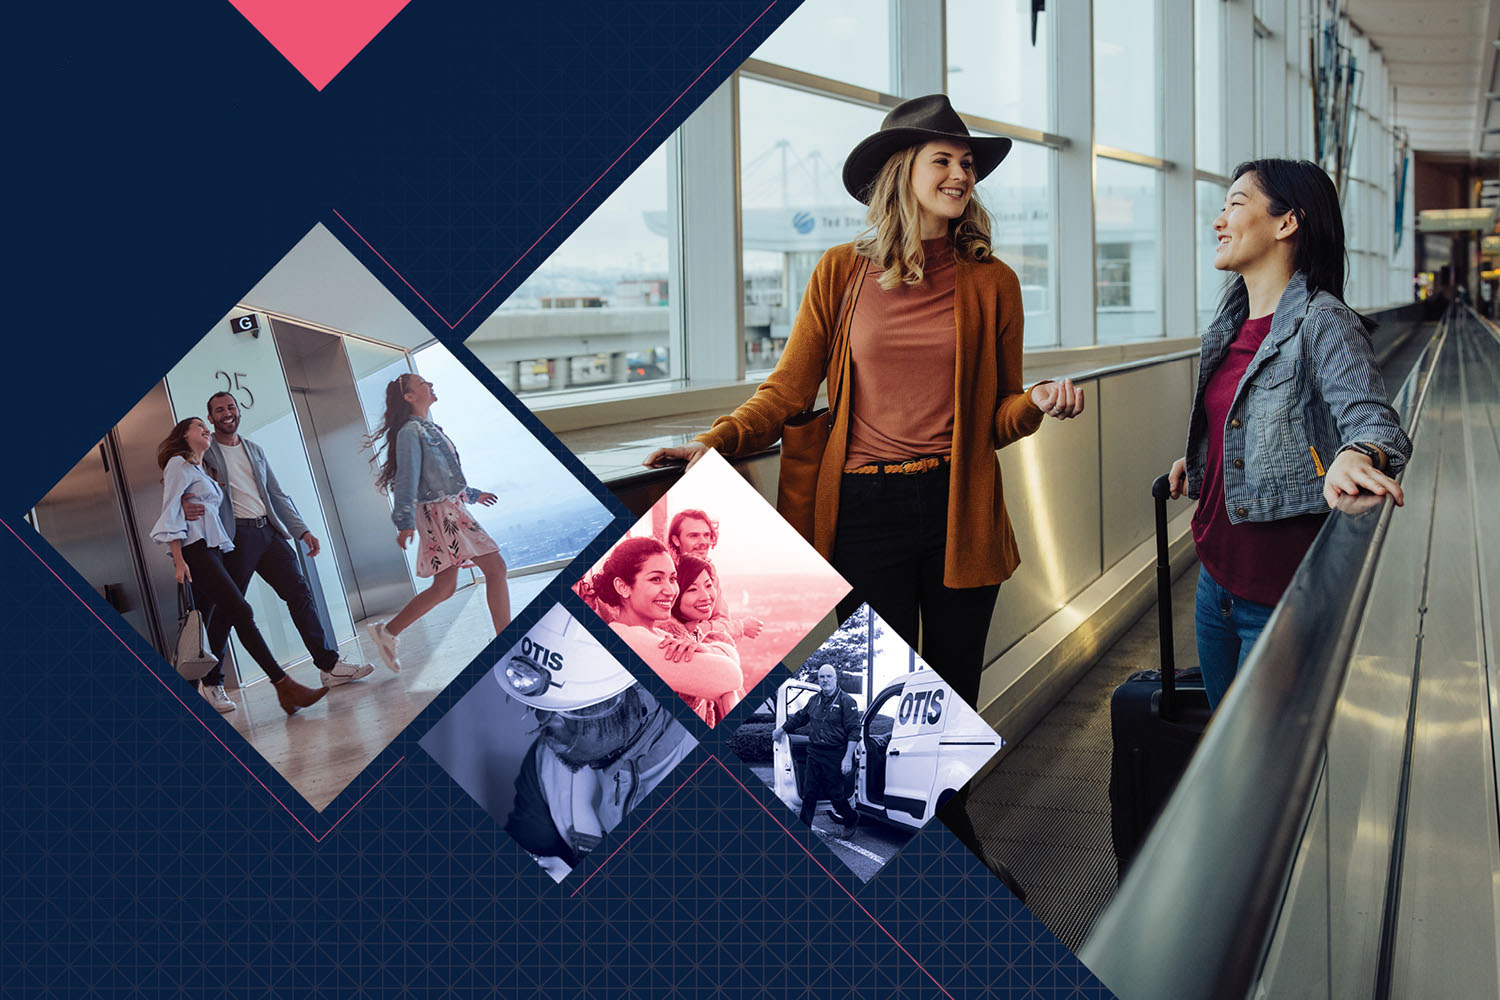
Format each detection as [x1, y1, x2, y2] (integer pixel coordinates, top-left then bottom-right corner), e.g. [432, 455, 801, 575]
[320, 660, 376, 686]
[365, 622, 401, 673]
[200, 683, 237, 714]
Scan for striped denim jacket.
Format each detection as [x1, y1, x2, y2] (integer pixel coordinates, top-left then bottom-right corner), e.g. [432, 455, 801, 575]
[1185, 272, 1412, 523]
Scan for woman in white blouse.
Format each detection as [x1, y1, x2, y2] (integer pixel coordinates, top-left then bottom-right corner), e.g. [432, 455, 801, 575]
[151, 417, 328, 716]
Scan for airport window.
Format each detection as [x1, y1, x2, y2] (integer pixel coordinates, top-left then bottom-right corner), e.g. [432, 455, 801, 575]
[1195, 0, 1224, 175]
[1095, 158, 1163, 343]
[468, 0, 1416, 407]
[1094, 0, 1159, 155]
[945, 0, 1053, 133]
[737, 78, 884, 375]
[471, 145, 677, 397]
[749, 0, 892, 94]
[1196, 180, 1228, 331]
[977, 138, 1058, 348]
[1097, 243, 1132, 308]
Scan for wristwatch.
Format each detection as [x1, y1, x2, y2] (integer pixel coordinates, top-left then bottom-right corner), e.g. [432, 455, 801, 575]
[1339, 441, 1386, 471]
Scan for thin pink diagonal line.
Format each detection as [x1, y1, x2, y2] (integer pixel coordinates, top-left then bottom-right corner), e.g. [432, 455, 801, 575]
[332, 207, 457, 328]
[569, 753, 715, 896]
[3, 518, 400, 841]
[334, 0, 780, 331]
[569, 751, 956, 1000]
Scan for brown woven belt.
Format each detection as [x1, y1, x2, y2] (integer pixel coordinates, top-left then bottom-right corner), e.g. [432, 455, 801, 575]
[846, 455, 951, 476]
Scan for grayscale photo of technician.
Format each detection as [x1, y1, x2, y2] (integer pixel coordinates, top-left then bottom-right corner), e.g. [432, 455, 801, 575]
[421, 603, 697, 882]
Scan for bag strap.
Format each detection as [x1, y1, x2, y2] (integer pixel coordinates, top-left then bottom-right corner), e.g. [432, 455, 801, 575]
[826, 262, 869, 415]
[178, 581, 195, 617]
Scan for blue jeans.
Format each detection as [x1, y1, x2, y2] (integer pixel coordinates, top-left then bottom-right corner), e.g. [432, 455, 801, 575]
[1194, 566, 1276, 710]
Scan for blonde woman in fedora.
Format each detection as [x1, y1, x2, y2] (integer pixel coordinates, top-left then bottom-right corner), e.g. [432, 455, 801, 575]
[647, 94, 1083, 707]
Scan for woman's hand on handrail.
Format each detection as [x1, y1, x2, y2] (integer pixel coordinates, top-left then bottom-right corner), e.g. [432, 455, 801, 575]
[1167, 457, 1188, 499]
[1324, 449, 1405, 508]
[645, 441, 709, 470]
[1031, 377, 1086, 420]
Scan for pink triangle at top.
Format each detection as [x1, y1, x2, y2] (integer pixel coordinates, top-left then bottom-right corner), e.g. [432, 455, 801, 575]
[227, 0, 412, 91]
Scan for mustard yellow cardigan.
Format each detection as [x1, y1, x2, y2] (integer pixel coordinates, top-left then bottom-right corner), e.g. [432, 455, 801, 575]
[697, 242, 1044, 589]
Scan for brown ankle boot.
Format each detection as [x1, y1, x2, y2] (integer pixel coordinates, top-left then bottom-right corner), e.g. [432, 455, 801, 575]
[273, 675, 328, 716]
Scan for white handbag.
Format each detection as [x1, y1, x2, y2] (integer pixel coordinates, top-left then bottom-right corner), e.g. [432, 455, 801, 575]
[172, 584, 219, 681]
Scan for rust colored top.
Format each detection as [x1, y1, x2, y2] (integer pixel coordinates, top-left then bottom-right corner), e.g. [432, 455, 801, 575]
[845, 237, 958, 468]
[696, 242, 1044, 589]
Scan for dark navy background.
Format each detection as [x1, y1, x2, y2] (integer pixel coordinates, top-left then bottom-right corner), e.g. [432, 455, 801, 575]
[5, 2, 1113, 996]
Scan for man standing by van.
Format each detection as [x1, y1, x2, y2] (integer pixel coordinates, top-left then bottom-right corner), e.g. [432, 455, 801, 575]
[774, 665, 860, 833]
[184, 391, 373, 713]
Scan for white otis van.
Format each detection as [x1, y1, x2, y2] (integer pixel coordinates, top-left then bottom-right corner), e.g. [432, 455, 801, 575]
[774, 667, 1003, 829]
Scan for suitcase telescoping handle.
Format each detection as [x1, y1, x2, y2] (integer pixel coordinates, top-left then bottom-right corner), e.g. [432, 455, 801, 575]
[1151, 473, 1179, 718]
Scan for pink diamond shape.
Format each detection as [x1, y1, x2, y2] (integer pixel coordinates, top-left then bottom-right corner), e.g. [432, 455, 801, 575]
[227, 0, 411, 90]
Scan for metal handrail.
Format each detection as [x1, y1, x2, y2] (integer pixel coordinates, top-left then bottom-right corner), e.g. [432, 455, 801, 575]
[604, 344, 1207, 492]
[1077, 310, 1449, 999]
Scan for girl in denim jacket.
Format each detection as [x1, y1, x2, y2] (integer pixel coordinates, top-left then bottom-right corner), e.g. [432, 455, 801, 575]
[362, 373, 511, 672]
[1167, 159, 1411, 709]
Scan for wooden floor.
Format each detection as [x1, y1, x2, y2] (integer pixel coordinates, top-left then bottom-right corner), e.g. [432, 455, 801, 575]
[212, 572, 552, 812]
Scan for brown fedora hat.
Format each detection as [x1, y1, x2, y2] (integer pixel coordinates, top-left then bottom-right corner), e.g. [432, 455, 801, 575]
[841, 94, 1012, 204]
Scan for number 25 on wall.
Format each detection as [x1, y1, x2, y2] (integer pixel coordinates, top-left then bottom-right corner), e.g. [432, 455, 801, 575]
[213, 371, 254, 408]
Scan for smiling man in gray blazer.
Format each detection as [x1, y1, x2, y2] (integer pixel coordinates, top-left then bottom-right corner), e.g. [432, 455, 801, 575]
[184, 391, 373, 713]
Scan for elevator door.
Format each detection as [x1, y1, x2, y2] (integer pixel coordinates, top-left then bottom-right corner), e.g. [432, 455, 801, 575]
[272, 319, 422, 622]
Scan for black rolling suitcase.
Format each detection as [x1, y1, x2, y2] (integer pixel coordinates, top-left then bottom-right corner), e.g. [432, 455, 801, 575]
[1107, 474, 1211, 877]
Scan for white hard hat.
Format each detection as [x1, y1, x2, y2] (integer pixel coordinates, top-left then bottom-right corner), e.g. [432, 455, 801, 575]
[495, 604, 635, 713]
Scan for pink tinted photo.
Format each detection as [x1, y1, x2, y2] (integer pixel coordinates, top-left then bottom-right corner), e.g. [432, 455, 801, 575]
[577, 449, 850, 727]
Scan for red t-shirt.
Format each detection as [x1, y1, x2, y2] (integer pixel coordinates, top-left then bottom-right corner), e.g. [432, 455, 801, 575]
[1192, 314, 1327, 606]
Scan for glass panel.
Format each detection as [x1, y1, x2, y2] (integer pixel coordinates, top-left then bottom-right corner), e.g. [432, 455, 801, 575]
[474, 147, 673, 397]
[946, 0, 1052, 132]
[163, 309, 357, 677]
[738, 79, 884, 375]
[977, 139, 1057, 348]
[750, 0, 891, 93]
[344, 338, 413, 436]
[1095, 159, 1162, 343]
[410, 346, 614, 572]
[1197, 180, 1228, 331]
[1094, 0, 1158, 154]
[1195, 0, 1224, 174]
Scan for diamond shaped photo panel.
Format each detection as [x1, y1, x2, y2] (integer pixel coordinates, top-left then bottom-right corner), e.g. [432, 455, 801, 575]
[575, 449, 850, 728]
[421, 602, 698, 883]
[29, 225, 614, 811]
[731, 603, 1006, 883]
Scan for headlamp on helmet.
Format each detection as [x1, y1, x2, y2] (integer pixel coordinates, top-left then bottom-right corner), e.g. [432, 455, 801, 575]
[496, 604, 635, 714]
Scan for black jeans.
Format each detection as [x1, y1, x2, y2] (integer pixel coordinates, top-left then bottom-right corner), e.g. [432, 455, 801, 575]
[832, 465, 1000, 708]
[799, 747, 855, 827]
[203, 520, 336, 686]
[180, 540, 287, 685]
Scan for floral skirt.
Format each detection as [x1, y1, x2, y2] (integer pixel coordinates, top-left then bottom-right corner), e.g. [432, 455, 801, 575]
[414, 497, 499, 578]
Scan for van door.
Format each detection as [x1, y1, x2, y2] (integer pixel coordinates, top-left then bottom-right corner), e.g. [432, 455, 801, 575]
[774, 681, 819, 809]
[884, 679, 950, 825]
[859, 681, 905, 809]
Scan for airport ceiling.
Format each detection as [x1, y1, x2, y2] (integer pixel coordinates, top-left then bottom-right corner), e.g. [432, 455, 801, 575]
[1346, 0, 1500, 158]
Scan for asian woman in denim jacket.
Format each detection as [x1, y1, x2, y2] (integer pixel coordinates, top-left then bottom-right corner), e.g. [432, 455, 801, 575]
[362, 373, 511, 672]
[1166, 159, 1411, 709]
